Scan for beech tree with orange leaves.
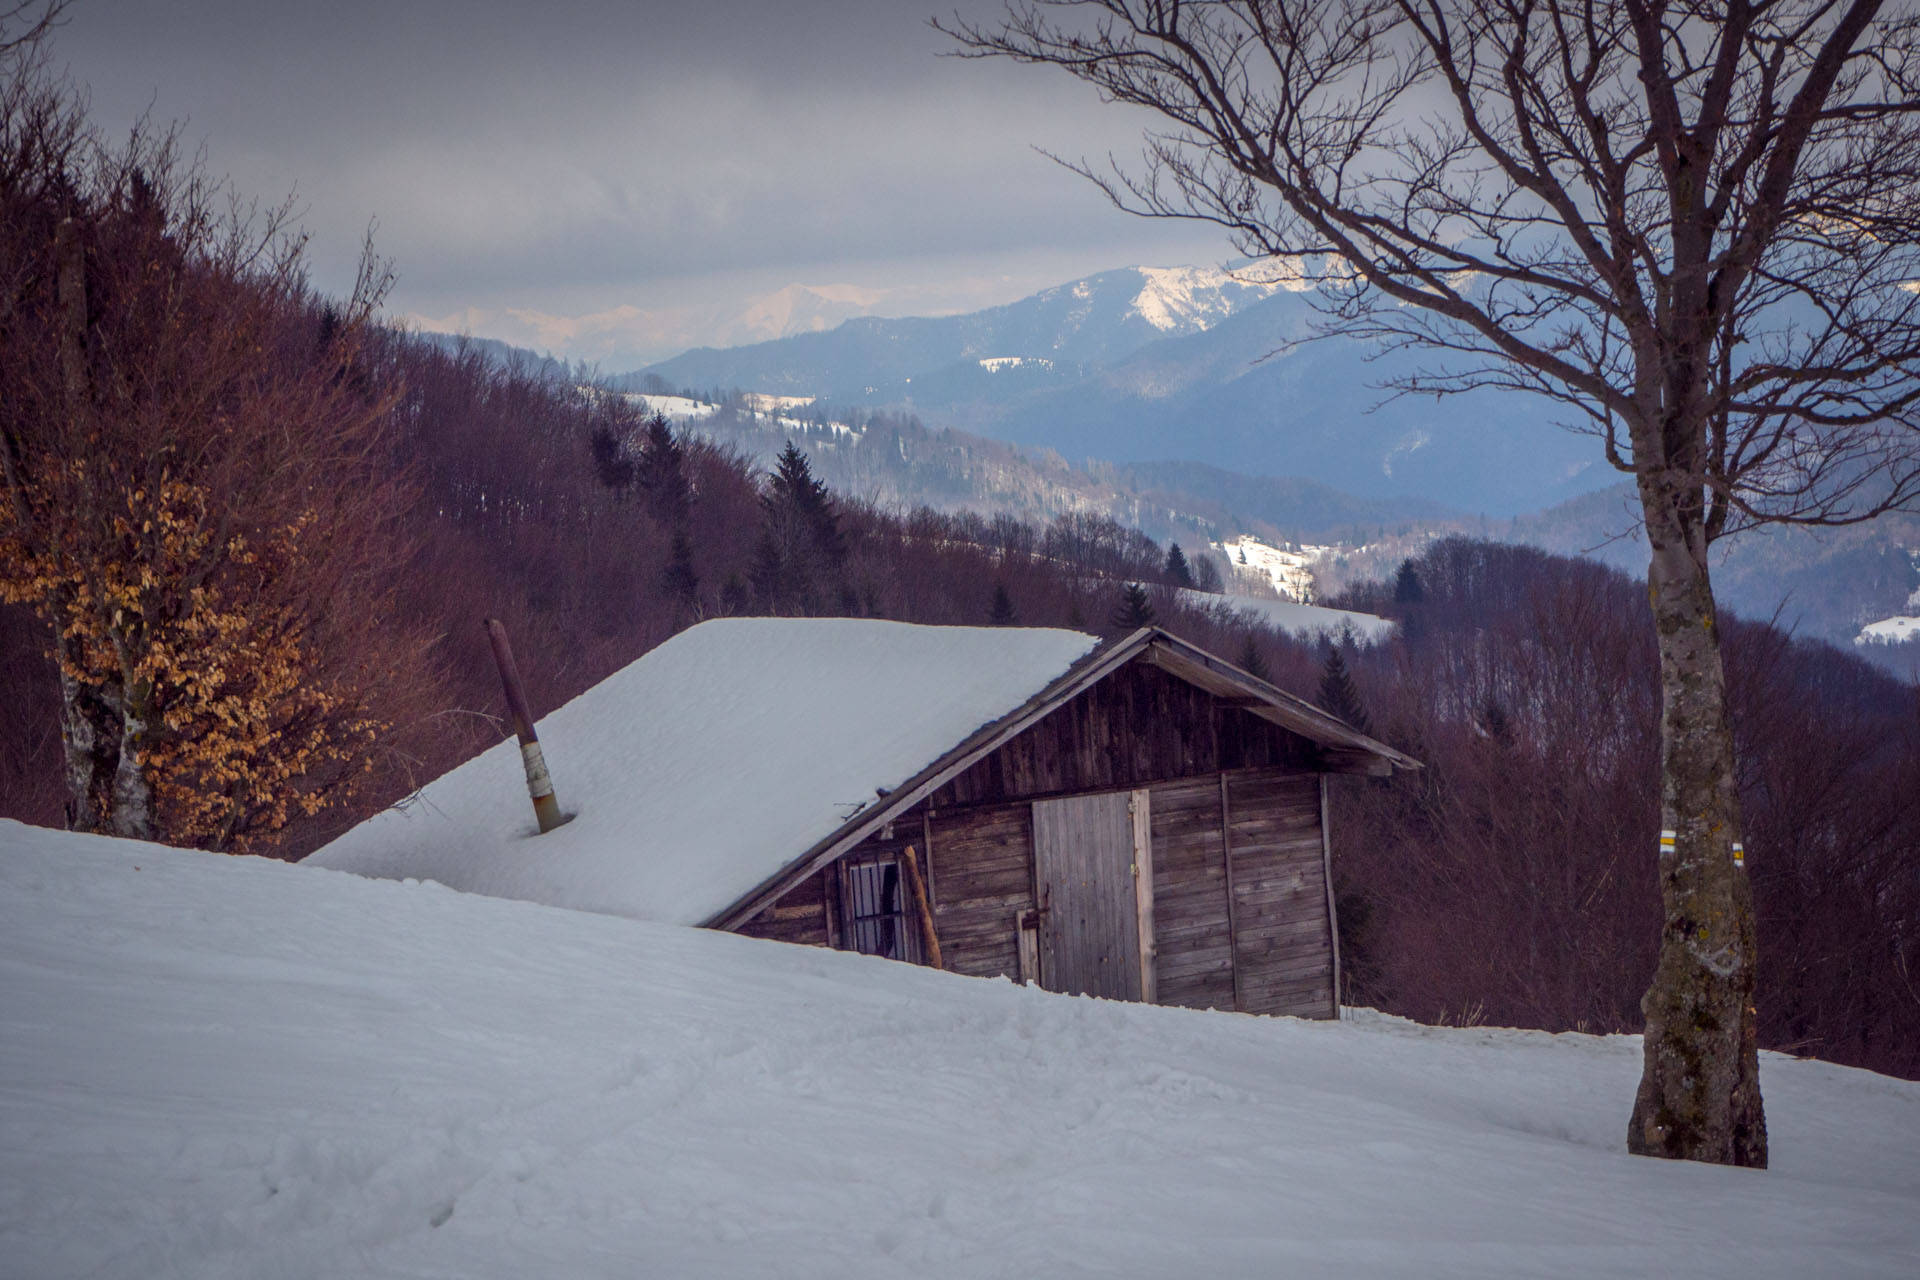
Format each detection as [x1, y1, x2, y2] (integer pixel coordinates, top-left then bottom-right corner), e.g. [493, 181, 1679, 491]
[0, 23, 429, 851]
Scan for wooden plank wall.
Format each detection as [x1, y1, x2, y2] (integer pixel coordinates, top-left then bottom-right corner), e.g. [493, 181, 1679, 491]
[735, 866, 833, 947]
[1146, 776, 1237, 1011]
[737, 749, 1334, 1020]
[1226, 772, 1337, 1018]
[926, 802, 1034, 981]
[1032, 792, 1141, 1000]
[931, 662, 1315, 808]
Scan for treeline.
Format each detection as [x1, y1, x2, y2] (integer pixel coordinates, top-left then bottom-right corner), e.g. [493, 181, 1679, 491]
[1313, 539, 1920, 1080]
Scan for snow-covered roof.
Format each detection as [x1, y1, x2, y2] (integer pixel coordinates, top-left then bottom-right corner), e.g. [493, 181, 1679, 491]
[307, 619, 1100, 927]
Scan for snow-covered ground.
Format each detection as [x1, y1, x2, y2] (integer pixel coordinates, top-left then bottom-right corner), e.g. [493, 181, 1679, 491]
[1187, 590, 1396, 645]
[1125, 265, 1292, 331]
[627, 391, 862, 443]
[1214, 533, 1332, 601]
[619, 391, 717, 420]
[5, 820, 1916, 1279]
[1859, 615, 1920, 646]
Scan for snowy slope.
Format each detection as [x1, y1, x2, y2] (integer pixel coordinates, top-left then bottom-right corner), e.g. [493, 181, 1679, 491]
[5, 821, 1918, 1279]
[1859, 616, 1920, 645]
[1126, 264, 1286, 331]
[308, 619, 1097, 926]
[1184, 590, 1396, 644]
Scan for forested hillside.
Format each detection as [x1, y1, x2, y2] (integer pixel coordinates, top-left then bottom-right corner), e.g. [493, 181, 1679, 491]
[1321, 541, 1920, 1079]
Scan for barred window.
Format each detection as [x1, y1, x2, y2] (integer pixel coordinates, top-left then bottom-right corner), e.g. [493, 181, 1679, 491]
[840, 856, 921, 963]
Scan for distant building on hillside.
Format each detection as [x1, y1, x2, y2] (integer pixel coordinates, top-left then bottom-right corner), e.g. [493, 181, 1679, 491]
[309, 618, 1416, 1019]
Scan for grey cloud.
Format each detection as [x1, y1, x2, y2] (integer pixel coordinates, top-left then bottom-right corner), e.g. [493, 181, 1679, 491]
[47, 0, 1229, 358]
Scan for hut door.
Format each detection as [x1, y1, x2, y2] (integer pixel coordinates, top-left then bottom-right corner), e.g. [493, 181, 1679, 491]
[1032, 790, 1153, 1001]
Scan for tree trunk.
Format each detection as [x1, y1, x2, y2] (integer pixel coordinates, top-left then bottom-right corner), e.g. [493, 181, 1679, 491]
[50, 216, 157, 843]
[1629, 474, 1767, 1167]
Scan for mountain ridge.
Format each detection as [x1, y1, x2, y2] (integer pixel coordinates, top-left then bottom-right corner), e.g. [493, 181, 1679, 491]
[618, 264, 1607, 517]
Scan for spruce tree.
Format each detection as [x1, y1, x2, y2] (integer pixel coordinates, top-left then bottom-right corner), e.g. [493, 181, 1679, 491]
[756, 442, 846, 614]
[1164, 543, 1195, 589]
[1237, 634, 1270, 682]
[1109, 582, 1156, 633]
[589, 423, 636, 491]
[989, 581, 1017, 626]
[1394, 560, 1426, 606]
[636, 414, 689, 525]
[661, 526, 699, 619]
[1318, 642, 1374, 736]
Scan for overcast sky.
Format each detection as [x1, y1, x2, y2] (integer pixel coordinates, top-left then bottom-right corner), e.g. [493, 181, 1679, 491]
[44, 0, 1227, 369]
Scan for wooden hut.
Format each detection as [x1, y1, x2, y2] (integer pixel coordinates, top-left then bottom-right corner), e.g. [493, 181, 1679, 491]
[310, 617, 1415, 1019]
[717, 625, 1416, 1018]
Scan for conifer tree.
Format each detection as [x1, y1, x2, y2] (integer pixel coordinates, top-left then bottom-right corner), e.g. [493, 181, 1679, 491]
[1318, 642, 1374, 737]
[753, 442, 846, 615]
[989, 581, 1017, 626]
[636, 414, 690, 526]
[1394, 561, 1427, 607]
[661, 526, 700, 621]
[1164, 543, 1195, 589]
[1237, 634, 1270, 682]
[588, 422, 636, 492]
[1108, 582, 1156, 633]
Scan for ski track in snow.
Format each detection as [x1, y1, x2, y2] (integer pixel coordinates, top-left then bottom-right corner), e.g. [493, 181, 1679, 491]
[3, 821, 1917, 1279]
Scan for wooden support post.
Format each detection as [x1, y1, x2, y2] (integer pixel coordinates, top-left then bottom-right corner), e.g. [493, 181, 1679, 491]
[1219, 771, 1243, 1012]
[485, 619, 566, 835]
[901, 844, 943, 970]
[1131, 788, 1156, 1005]
[1320, 774, 1343, 1020]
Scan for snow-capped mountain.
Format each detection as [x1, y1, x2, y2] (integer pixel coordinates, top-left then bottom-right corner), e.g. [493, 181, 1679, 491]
[620, 264, 1603, 517]
[625, 265, 1287, 397]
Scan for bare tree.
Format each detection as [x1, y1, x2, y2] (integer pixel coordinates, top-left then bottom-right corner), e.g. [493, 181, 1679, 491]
[945, 0, 1920, 1167]
[0, 2, 69, 58]
[1, 37, 428, 851]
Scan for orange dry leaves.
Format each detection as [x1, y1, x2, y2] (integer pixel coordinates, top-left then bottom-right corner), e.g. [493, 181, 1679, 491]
[1, 475, 386, 850]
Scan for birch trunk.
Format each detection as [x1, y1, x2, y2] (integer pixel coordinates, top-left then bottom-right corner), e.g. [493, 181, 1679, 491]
[1628, 470, 1767, 1167]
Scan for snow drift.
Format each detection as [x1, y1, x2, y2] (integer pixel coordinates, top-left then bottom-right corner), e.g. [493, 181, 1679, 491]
[4, 820, 1917, 1278]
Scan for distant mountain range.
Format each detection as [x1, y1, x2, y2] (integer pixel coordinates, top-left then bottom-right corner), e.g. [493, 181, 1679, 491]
[420, 259, 1919, 678]
[616, 265, 1608, 519]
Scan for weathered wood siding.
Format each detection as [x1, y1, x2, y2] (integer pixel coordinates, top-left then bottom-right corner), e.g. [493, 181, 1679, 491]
[931, 661, 1315, 808]
[737, 656, 1337, 1020]
[926, 802, 1033, 981]
[1147, 775, 1237, 1012]
[1033, 791, 1142, 999]
[736, 866, 832, 947]
[1226, 772, 1336, 1018]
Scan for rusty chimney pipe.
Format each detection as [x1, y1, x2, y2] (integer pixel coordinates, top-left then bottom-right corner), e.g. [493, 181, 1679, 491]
[485, 619, 565, 834]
